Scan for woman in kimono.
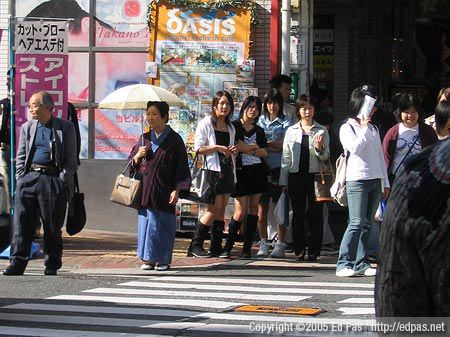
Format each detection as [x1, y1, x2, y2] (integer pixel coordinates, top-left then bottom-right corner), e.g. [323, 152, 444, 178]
[129, 101, 191, 271]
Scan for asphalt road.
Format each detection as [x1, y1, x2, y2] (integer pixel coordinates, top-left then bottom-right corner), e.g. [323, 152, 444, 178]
[0, 264, 380, 337]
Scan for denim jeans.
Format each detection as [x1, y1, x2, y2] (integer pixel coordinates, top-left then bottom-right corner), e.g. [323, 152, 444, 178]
[336, 179, 381, 272]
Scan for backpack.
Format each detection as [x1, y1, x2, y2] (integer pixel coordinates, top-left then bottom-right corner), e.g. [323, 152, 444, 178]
[330, 123, 356, 206]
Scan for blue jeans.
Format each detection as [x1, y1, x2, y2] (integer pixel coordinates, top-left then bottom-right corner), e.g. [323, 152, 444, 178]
[336, 179, 381, 273]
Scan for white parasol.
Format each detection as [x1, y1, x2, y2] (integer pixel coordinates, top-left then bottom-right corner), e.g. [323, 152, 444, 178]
[98, 83, 184, 110]
[98, 83, 185, 145]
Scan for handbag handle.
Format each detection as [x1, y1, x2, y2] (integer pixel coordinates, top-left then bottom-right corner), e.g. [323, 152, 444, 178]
[122, 160, 140, 179]
[318, 158, 335, 183]
[191, 150, 209, 170]
[73, 172, 80, 194]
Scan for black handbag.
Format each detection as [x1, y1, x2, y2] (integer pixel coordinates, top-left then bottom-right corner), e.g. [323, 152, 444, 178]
[181, 151, 217, 204]
[314, 159, 335, 203]
[66, 173, 87, 236]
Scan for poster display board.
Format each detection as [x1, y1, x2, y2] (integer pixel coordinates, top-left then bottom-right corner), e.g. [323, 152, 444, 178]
[149, 1, 252, 153]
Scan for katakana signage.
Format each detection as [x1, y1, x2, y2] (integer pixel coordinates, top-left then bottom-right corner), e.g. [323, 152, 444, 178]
[15, 21, 68, 126]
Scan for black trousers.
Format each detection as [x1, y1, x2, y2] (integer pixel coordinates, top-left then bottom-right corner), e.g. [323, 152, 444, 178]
[11, 171, 67, 270]
[288, 172, 323, 256]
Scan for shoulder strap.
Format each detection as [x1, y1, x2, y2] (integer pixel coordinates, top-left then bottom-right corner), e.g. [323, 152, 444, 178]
[392, 135, 420, 176]
[73, 172, 80, 194]
[345, 122, 356, 161]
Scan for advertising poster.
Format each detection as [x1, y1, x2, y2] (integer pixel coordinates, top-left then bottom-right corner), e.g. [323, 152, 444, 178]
[94, 109, 142, 159]
[230, 87, 258, 119]
[16, 0, 150, 159]
[15, 21, 68, 128]
[236, 59, 255, 86]
[149, 1, 252, 147]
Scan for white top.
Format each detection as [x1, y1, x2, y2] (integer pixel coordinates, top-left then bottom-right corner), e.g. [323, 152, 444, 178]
[391, 124, 421, 175]
[339, 118, 390, 188]
[241, 132, 262, 166]
[194, 115, 237, 181]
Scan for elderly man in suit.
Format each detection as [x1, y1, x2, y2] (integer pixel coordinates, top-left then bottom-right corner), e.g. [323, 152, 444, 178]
[3, 91, 78, 276]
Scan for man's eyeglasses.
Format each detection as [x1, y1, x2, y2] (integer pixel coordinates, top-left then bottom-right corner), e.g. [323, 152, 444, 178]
[28, 103, 43, 109]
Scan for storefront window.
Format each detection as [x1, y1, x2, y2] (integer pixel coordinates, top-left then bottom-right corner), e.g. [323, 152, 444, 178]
[78, 108, 89, 159]
[94, 52, 148, 103]
[94, 0, 150, 48]
[68, 53, 89, 103]
[16, 0, 90, 47]
[94, 108, 142, 159]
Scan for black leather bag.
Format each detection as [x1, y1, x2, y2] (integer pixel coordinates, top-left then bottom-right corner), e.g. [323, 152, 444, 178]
[66, 173, 87, 236]
[180, 151, 217, 204]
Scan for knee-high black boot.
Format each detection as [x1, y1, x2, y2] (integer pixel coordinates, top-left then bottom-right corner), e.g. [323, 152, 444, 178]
[242, 214, 258, 258]
[189, 222, 211, 258]
[219, 218, 241, 258]
[209, 220, 224, 257]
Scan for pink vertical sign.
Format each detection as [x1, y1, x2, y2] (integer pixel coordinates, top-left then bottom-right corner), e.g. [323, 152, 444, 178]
[15, 21, 68, 129]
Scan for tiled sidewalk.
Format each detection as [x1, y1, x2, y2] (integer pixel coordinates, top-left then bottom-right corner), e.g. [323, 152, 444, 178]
[0, 229, 339, 274]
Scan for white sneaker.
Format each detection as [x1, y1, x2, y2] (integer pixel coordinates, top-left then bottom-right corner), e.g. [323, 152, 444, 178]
[270, 240, 286, 258]
[257, 239, 269, 257]
[140, 263, 155, 271]
[336, 268, 356, 277]
[356, 267, 376, 277]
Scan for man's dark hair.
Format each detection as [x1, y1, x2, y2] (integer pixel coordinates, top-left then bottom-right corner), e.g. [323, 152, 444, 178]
[269, 74, 292, 90]
[147, 101, 170, 123]
[25, 0, 113, 33]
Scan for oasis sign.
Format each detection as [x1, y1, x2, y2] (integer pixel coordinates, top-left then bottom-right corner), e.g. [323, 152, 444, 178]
[151, 2, 251, 46]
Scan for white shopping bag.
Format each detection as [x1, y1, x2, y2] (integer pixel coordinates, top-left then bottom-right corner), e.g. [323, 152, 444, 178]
[273, 192, 287, 225]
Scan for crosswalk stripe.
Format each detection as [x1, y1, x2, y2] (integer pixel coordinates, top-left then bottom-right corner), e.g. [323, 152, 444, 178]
[149, 276, 375, 288]
[0, 313, 209, 330]
[339, 298, 374, 304]
[338, 307, 376, 315]
[47, 295, 244, 309]
[2, 303, 376, 324]
[83, 287, 310, 302]
[0, 326, 160, 337]
[0, 313, 254, 334]
[3, 303, 198, 317]
[119, 281, 374, 295]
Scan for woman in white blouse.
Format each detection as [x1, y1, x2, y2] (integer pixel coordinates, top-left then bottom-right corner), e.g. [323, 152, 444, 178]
[336, 85, 390, 278]
[188, 91, 237, 258]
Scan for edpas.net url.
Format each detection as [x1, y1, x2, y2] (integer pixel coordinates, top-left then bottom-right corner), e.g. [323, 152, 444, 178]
[248, 321, 447, 334]
[371, 321, 446, 334]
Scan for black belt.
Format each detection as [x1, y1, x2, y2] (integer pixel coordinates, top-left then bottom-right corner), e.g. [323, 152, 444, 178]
[29, 164, 60, 176]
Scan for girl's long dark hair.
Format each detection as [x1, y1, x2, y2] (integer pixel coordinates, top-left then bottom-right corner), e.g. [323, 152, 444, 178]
[211, 91, 234, 127]
[239, 95, 262, 124]
[263, 88, 284, 119]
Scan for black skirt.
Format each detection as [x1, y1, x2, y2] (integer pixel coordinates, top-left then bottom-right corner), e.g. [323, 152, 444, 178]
[214, 155, 235, 196]
[233, 163, 268, 197]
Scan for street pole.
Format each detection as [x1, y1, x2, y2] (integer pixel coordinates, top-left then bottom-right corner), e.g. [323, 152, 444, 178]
[299, 0, 313, 96]
[8, 15, 15, 215]
[281, 0, 291, 76]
